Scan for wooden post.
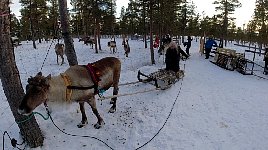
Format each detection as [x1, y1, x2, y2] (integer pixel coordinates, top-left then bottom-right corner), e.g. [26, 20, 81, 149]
[252, 45, 256, 74]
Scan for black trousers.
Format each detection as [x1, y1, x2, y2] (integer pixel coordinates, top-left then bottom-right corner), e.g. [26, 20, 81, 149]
[264, 59, 268, 74]
[186, 46, 190, 55]
[205, 48, 211, 59]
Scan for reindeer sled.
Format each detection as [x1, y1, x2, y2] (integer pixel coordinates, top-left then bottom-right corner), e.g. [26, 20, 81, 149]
[98, 68, 185, 102]
[137, 69, 184, 90]
[18, 56, 184, 129]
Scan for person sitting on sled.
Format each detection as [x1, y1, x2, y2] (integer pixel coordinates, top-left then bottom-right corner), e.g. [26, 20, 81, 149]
[165, 35, 189, 73]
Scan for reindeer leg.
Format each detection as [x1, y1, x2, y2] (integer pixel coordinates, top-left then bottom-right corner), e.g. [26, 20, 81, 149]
[109, 86, 119, 113]
[87, 97, 104, 129]
[57, 55, 59, 65]
[110, 64, 120, 112]
[61, 55, 64, 65]
[77, 102, 88, 128]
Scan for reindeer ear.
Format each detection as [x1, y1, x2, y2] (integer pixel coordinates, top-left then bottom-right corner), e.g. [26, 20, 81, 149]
[27, 77, 33, 83]
[46, 74, 51, 80]
[44, 74, 51, 85]
[37, 72, 42, 76]
[45, 74, 51, 82]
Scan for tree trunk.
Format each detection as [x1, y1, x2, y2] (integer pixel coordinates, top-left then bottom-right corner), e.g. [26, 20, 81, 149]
[0, 1, 44, 148]
[143, 1, 147, 49]
[58, 0, 78, 66]
[94, 23, 98, 53]
[149, 0, 155, 64]
[30, 0, 36, 49]
[97, 18, 101, 51]
[93, 0, 99, 53]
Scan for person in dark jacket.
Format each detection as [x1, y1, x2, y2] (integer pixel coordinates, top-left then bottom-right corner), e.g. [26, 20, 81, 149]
[184, 36, 192, 55]
[165, 36, 189, 72]
[205, 37, 218, 59]
[162, 34, 170, 45]
[264, 48, 268, 75]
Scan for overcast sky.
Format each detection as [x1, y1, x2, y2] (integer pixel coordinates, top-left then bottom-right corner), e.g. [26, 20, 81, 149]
[192, 0, 255, 27]
[10, 0, 128, 17]
[10, 0, 255, 27]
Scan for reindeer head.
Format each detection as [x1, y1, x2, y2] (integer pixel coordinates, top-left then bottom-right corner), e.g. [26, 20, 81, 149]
[18, 72, 51, 115]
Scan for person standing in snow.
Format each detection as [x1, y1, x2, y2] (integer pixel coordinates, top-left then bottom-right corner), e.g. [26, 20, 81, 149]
[205, 36, 218, 59]
[162, 34, 170, 45]
[153, 35, 160, 48]
[165, 35, 189, 72]
[184, 36, 192, 55]
[264, 48, 268, 75]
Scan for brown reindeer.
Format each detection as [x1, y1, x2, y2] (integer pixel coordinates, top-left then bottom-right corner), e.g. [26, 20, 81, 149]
[80, 37, 95, 49]
[85, 39, 95, 49]
[18, 57, 121, 129]
[55, 43, 65, 65]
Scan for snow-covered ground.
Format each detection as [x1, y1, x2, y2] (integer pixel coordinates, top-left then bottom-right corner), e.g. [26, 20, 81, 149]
[1, 37, 268, 150]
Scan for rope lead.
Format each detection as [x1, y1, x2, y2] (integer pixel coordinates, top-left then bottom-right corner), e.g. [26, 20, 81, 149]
[16, 111, 50, 124]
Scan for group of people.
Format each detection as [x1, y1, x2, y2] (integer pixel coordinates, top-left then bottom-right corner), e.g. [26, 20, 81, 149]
[160, 34, 218, 74]
[161, 34, 268, 76]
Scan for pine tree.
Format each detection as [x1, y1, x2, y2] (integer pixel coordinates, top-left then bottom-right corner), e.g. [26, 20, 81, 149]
[0, 0, 44, 147]
[253, 0, 268, 45]
[10, 13, 21, 38]
[48, 0, 60, 38]
[58, 0, 78, 65]
[213, 0, 241, 46]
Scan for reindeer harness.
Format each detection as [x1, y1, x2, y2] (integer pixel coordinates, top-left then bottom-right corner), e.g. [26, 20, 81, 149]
[60, 63, 102, 102]
[60, 73, 73, 102]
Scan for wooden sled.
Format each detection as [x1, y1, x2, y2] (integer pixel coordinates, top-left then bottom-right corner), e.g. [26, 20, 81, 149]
[210, 48, 237, 71]
[98, 69, 184, 101]
[137, 69, 184, 90]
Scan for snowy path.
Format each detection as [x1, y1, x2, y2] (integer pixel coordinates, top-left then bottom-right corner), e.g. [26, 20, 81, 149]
[1, 38, 268, 150]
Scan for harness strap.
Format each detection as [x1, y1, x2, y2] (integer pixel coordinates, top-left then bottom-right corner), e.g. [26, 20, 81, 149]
[67, 85, 95, 90]
[84, 63, 101, 95]
[60, 73, 72, 102]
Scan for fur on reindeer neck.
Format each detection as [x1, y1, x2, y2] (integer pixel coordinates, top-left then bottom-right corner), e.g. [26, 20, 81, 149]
[47, 75, 68, 104]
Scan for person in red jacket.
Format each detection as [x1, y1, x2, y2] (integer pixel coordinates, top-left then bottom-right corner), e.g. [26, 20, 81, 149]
[153, 35, 160, 48]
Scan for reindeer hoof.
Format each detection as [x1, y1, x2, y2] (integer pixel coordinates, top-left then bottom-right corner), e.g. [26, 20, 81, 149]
[109, 107, 116, 113]
[77, 121, 88, 128]
[94, 121, 105, 129]
[110, 100, 114, 104]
